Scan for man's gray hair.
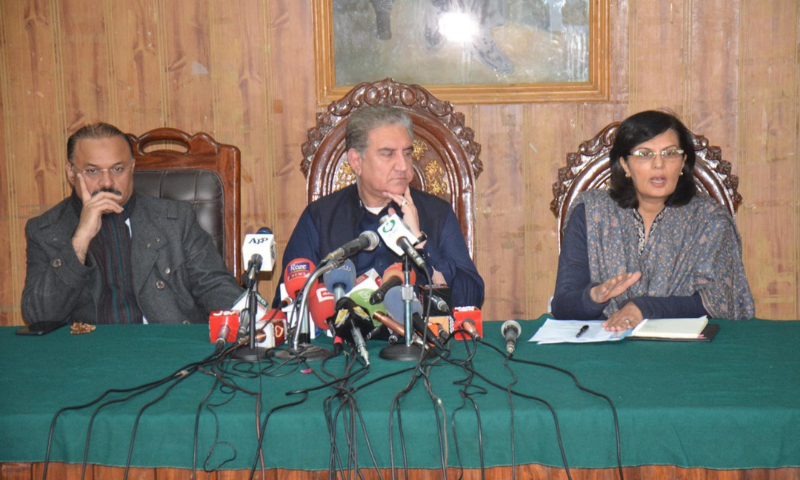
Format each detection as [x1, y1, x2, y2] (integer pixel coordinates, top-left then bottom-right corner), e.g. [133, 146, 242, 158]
[345, 105, 414, 155]
[67, 122, 133, 164]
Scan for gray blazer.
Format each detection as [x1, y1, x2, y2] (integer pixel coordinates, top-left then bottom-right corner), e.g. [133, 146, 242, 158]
[22, 192, 244, 324]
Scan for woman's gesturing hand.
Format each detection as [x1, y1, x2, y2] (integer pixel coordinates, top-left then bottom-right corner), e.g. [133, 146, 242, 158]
[590, 271, 642, 304]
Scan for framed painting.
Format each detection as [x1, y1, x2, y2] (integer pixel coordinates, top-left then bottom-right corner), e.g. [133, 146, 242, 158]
[313, 0, 608, 105]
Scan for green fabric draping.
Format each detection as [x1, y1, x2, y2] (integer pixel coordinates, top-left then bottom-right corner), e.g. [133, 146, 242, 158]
[1, 317, 798, 471]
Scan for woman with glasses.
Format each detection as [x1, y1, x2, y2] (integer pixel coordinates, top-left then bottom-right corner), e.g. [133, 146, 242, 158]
[551, 110, 754, 329]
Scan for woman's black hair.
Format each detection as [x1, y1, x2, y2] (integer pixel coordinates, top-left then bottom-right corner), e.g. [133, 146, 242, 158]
[608, 110, 696, 209]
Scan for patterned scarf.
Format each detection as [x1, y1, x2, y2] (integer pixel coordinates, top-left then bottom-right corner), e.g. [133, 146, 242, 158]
[569, 190, 755, 320]
[71, 191, 143, 324]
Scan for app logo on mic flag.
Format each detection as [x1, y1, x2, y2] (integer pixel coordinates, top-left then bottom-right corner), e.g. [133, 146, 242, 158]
[379, 218, 396, 234]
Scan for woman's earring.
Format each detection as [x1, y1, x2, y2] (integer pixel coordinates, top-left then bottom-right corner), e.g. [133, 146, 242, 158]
[680, 171, 684, 176]
[625, 173, 630, 178]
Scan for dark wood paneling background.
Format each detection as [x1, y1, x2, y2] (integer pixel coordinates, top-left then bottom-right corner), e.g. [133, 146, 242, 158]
[1, 0, 798, 326]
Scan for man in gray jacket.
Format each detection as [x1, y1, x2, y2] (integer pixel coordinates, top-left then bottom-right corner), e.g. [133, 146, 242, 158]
[22, 123, 243, 325]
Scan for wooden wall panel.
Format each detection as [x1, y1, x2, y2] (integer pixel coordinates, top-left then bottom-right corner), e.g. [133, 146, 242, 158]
[522, 104, 579, 316]
[160, 1, 214, 133]
[108, 0, 165, 133]
[0, 5, 9, 326]
[207, 0, 273, 287]
[60, 0, 113, 128]
[474, 105, 527, 318]
[0, 0, 66, 325]
[0, 0, 799, 325]
[736, 0, 800, 320]
[685, 0, 739, 156]
[627, 0, 688, 115]
[267, 0, 318, 297]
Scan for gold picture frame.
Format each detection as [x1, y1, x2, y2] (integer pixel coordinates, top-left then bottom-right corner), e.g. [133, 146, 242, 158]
[314, 0, 608, 105]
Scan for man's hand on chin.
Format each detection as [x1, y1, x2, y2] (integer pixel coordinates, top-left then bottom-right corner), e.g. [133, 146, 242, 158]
[72, 173, 124, 263]
[384, 187, 426, 248]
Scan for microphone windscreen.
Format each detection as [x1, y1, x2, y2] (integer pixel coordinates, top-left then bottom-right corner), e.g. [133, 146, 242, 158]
[284, 258, 316, 299]
[308, 282, 335, 330]
[323, 259, 357, 293]
[382, 262, 416, 285]
[349, 288, 383, 325]
[209, 311, 240, 343]
[383, 286, 423, 323]
[453, 307, 483, 340]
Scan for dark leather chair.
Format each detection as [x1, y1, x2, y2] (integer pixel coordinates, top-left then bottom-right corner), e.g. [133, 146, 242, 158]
[551, 122, 742, 250]
[128, 128, 241, 277]
[301, 78, 483, 258]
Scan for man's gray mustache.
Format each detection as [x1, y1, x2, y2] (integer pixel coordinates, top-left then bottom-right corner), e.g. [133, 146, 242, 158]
[92, 187, 122, 197]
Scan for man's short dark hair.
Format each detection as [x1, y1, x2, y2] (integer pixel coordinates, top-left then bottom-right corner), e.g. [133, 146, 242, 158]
[345, 105, 414, 155]
[67, 122, 133, 164]
[608, 110, 697, 209]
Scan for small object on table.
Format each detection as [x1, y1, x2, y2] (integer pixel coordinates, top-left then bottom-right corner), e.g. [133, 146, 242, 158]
[70, 322, 96, 335]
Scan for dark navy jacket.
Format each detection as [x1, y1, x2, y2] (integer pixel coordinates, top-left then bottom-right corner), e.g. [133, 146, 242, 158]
[274, 185, 484, 308]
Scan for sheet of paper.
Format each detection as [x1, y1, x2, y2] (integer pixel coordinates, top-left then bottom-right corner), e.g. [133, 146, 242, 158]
[530, 319, 630, 344]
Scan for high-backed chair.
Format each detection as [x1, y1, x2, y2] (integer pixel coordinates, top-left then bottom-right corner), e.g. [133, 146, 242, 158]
[551, 122, 742, 250]
[300, 78, 483, 259]
[128, 128, 241, 277]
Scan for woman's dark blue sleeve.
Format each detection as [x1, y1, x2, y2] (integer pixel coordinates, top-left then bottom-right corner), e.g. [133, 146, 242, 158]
[551, 204, 607, 319]
[629, 294, 707, 319]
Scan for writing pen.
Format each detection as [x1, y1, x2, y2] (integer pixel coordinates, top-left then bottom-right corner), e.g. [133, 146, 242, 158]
[576, 324, 589, 338]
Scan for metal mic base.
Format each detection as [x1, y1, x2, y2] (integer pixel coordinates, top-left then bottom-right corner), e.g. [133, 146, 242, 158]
[231, 345, 271, 362]
[379, 343, 433, 362]
[270, 343, 336, 362]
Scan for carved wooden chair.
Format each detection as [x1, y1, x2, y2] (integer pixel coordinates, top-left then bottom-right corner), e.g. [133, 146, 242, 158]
[128, 128, 241, 277]
[551, 122, 742, 250]
[301, 78, 483, 259]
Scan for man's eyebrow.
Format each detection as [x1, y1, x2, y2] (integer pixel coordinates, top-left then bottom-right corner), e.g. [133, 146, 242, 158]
[82, 160, 127, 167]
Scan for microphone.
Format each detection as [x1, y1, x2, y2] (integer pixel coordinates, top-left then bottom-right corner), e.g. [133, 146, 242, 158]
[284, 258, 316, 300]
[429, 295, 450, 313]
[502, 320, 522, 355]
[384, 287, 443, 349]
[460, 318, 480, 339]
[209, 311, 240, 349]
[452, 306, 483, 340]
[348, 287, 392, 341]
[331, 297, 371, 364]
[323, 259, 357, 301]
[322, 231, 380, 263]
[242, 228, 276, 286]
[370, 263, 416, 305]
[308, 282, 335, 330]
[378, 214, 428, 272]
[372, 311, 406, 337]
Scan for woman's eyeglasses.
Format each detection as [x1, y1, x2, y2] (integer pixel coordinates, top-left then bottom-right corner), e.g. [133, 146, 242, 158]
[628, 148, 685, 162]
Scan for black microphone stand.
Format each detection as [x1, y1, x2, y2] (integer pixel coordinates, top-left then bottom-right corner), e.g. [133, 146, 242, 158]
[380, 255, 431, 361]
[271, 261, 336, 362]
[233, 259, 270, 362]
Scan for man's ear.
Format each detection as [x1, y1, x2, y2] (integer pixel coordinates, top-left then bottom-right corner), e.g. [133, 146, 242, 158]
[347, 149, 362, 177]
[66, 161, 76, 187]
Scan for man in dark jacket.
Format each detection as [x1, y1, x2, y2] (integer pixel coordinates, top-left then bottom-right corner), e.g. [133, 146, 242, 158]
[22, 123, 243, 325]
[275, 106, 484, 308]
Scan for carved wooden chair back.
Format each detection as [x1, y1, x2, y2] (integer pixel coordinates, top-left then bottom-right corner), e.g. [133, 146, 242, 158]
[551, 122, 742, 250]
[301, 78, 483, 259]
[128, 128, 241, 277]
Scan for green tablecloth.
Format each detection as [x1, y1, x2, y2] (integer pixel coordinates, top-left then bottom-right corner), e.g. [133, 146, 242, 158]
[1, 317, 798, 471]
